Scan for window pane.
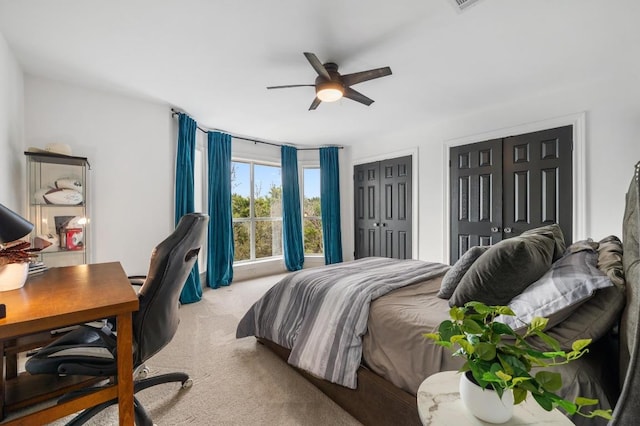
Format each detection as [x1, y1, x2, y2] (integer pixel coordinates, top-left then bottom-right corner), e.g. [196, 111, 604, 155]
[255, 220, 283, 259]
[232, 161, 250, 219]
[233, 222, 251, 261]
[253, 164, 281, 218]
[304, 218, 323, 254]
[303, 168, 323, 254]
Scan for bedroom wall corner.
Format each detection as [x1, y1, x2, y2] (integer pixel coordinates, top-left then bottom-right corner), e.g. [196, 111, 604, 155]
[0, 30, 25, 213]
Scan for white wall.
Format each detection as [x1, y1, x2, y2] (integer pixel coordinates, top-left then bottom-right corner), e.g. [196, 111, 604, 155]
[0, 32, 24, 212]
[24, 76, 174, 275]
[347, 72, 640, 264]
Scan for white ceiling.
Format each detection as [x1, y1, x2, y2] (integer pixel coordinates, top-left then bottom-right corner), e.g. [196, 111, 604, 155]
[1, 0, 638, 147]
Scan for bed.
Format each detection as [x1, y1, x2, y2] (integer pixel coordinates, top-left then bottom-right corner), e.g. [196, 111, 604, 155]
[237, 161, 640, 426]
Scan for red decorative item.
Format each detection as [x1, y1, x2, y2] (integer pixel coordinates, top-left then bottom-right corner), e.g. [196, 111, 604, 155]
[66, 228, 83, 250]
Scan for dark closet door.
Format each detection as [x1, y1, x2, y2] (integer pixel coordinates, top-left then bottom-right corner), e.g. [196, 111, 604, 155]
[450, 126, 573, 264]
[354, 161, 381, 258]
[354, 155, 412, 259]
[503, 126, 573, 242]
[450, 139, 503, 263]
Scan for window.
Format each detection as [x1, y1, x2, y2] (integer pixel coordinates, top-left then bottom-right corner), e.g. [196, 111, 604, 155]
[303, 167, 323, 255]
[231, 161, 282, 262]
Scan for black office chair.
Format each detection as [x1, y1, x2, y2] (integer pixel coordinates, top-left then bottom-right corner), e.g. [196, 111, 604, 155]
[25, 213, 209, 426]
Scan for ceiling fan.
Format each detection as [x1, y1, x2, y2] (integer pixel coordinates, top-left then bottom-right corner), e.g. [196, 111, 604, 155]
[267, 52, 392, 110]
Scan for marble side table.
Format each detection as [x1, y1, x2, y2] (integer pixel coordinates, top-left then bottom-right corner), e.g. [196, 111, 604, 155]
[416, 371, 573, 425]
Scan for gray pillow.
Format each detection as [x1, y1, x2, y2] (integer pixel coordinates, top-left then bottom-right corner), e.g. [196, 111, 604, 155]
[437, 246, 490, 299]
[449, 233, 555, 307]
[521, 223, 566, 261]
[597, 235, 625, 290]
[495, 250, 614, 332]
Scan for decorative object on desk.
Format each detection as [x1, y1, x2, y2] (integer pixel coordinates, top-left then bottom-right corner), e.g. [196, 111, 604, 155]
[424, 301, 613, 422]
[65, 228, 83, 250]
[0, 203, 34, 247]
[34, 234, 56, 251]
[28, 261, 48, 275]
[0, 203, 38, 291]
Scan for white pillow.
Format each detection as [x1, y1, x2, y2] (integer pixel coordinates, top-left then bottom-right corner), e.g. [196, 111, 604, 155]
[495, 249, 613, 332]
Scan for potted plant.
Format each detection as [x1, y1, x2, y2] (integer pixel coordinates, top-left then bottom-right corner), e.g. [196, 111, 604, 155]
[424, 301, 613, 422]
[0, 240, 39, 291]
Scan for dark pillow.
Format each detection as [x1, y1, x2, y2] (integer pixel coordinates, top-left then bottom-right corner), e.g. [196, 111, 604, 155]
[521, 223, 566, 261]
[597, 235, 625, 290]
[495, 250, 614, 333]
[565, 239, 599, 254]
[532, 285, 625, 351]
[437, 246, 490, 299]
[449, 233, 555, 307]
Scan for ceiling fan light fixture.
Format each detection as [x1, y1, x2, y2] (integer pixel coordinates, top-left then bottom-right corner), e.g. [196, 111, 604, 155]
[316, 82, 344, 102]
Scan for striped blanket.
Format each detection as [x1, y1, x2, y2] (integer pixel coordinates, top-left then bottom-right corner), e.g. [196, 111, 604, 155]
[236, 257, 449, 389]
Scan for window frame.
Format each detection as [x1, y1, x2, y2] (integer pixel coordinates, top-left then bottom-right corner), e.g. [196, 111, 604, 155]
[231, 158, 283, 263]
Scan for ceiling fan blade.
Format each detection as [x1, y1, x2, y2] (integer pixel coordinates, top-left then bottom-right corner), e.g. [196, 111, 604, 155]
[343, 87, 374, 106]
[267, 84, 315, 89]
[309, 97, 322, 111]
[303, 52, 331, 81]
[341, 67, 392, 87]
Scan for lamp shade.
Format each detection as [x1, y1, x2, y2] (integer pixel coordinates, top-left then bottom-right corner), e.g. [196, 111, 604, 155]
[316, 81, 344, 102]
[0, 203, 34, 244]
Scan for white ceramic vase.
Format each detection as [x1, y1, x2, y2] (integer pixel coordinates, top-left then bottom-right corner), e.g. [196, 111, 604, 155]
[0, 262, 29, 291]
[459, 371, 514, 424]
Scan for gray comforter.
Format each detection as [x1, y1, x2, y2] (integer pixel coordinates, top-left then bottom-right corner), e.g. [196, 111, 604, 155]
[236, 257, 449, 388]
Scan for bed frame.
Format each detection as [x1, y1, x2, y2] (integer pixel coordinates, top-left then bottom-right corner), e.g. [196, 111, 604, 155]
[260, 161, 640, 426]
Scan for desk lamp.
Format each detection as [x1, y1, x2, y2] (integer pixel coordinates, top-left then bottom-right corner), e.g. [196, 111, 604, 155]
[0, 203, 34, 297]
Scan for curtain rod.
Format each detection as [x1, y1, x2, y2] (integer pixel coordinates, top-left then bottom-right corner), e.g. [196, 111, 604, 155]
[170, 108, 343, 151]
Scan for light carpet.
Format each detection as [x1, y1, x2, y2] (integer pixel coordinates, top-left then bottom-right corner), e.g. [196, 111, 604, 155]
[14, 273, 362, 426]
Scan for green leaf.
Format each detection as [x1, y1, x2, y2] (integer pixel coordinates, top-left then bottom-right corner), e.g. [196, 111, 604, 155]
[586, 409, 613, 420]
[532, 330, 561, 352]
[495, 370, 512, 382]
[513, 387, 527, 405]
[438, 320, 459, 341]
[423, 332, 439, 341]
[555, 398, 577, 415]
[535, 371, 562, 392]
[572, 339, 592, 352]
[475, 342, 496, 361]
[575, 397, 599, 407]
[465, 301, 492, 315]
[494, 306, 516, 316]
[491, 321, 515, 336]
[529, 317, 549, 332]
[449, 307, 465, 321]
[462, 318, 484, 335]
[458, 339, 475, 355]
[532, 393, 554, 411]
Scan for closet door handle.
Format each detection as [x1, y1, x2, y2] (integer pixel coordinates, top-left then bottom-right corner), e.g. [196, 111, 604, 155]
[373, 223, 379, 227]
[504, 227, 513, 234]
[382, 223, 387, 227]
[491, 226, 500, 233]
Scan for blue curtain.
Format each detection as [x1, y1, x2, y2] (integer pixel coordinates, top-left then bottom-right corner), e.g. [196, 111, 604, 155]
[175, 113, 202, 304]
[281, 145, 304, 271]
[320, 147, 343, 264]
[207, 132, 234, 288]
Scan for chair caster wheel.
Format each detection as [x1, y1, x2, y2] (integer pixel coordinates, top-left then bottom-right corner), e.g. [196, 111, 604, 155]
[182, 378, 193, 389]
[134, 365, 149, 379]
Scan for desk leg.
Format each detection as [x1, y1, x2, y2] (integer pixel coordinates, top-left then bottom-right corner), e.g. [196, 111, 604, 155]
[116, 312, 135, 426]
[1, 339, 5, 421]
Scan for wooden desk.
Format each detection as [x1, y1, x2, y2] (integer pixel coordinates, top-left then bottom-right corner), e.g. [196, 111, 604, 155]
[0, 262, 139, 425]
[417, 371, 573, 425]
